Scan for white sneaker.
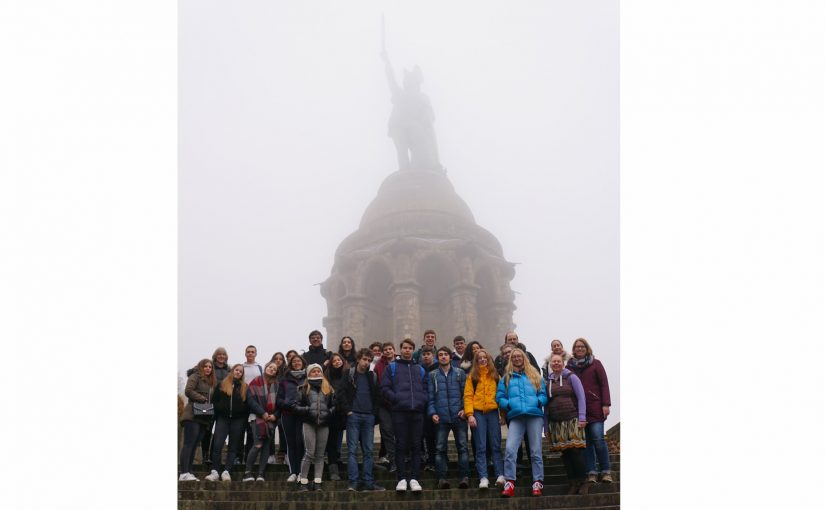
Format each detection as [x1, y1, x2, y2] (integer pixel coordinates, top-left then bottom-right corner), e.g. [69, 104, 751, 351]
[205, 470, 220, 482]
[395, 479, 408, 492]
[378, 456, 389, 464]
[267, 455, 277, 465]
[495, 475, 506, 487]
[287, 473, 298, 483]
[220, 470, 231, 482]
[256, 475, 265, 482]
[409, 479, 422, 492]
[479, 477, 489, 489]
[178, 472, 199, 482]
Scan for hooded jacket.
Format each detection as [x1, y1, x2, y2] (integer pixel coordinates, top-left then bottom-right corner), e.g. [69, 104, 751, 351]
[380, 358, 428, 413]
[294, 380, 335, 426]
[544, 368, 586, 423]
[427, 365, 467, 422]
[463, 368, 500, 416]
[495, 370, 547, 420]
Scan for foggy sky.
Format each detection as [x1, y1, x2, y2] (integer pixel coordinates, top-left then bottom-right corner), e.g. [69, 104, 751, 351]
[179, 0, 619, 428]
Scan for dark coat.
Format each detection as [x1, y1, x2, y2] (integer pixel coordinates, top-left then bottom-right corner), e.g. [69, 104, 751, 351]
[380, 358, 428, 413]
[337, 367, 381, 417]
[427, 365, 467, 422]
[303, 344, 332, 367]
[213, 379, 249, 419]
[566, 358, 611, 424]
[277, 370, 307, 417]
[294, 383, 335, 426]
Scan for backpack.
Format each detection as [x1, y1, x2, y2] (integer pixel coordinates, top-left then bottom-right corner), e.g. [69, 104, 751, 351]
[388, 361, 426, 382]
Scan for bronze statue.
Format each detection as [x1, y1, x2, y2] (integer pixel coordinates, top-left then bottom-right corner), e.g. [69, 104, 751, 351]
[381, 46, 444, 173]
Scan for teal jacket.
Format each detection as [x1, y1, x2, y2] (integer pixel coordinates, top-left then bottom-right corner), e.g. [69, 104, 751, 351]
[495, 370, 547, 420]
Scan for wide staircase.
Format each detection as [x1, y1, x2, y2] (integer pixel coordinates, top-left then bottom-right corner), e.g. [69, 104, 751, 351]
[178, 439, 620, 510]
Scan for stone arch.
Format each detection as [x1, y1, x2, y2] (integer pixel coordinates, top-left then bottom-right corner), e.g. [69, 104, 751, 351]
[415, 253, 460, 341]
[361, 259, 394, 345]
[475, 265, 499, 347]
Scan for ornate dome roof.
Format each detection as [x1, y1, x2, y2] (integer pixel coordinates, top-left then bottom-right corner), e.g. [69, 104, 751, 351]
[359, 169, 475, 228]
[334, 169, 504, 258]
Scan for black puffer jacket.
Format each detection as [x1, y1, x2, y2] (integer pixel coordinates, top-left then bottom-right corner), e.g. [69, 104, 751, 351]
[294, 380, 335, 426]
[213, 379, 249, 419]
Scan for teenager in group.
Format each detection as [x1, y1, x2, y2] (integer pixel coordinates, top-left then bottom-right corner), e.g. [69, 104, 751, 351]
[464, 348, 505, 489]
[368, 342, 382, 370]
[303, 330, 332, 367]
[412, 329, 437, 363]
[179, 359, 216, 481]
[338, 348, 385, 492]
[544, 353, 588, 495]
[337, 336, 357, 366]
[459, 341, 481, 372]
[373, 342, 397, 472]
[567, 338, 613, 484]
[542, 339, 571, 377]
[187, 347, 230, 469]
[277, 354, 307, 482]
[450, 336, 467, 368]
[381, 338, 428, 493]
[204, 364, 248, 482]
[428, 346, 469, 490]
[286, 350, 299, 364]
[496, 348, 547, 498]
[324, 353, 348, 481]
[293, 363, 335, 491]
[243, 360, 280, 482]
[241, 346, 263, 464]
[418, 345, 438, 472]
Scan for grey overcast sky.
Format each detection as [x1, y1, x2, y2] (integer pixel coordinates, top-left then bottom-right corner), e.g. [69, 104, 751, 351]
[179, 0, 619, 428]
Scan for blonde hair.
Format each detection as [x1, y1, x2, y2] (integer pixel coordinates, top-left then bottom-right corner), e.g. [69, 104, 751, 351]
[502, 348, 542, 391]
[220, 363, 248, 400]
[468, 348, 499, 386]
[302, 368, 333, 396]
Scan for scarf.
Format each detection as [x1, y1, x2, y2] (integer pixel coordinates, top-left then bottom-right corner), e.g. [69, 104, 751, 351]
[567, 355, 593, 370]
[247, 375, 278, 438]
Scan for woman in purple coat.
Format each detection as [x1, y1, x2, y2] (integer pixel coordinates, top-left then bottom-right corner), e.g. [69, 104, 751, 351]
[566, 338, 612, 484]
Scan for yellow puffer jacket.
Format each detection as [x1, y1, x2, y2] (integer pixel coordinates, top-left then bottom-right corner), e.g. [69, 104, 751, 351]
[463, 369, 500, 415]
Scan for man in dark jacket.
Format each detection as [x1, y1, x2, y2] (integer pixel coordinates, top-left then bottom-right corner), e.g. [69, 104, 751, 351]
[381, 338, 428, 493]
[303, 330, 332, 367]
[428, 346, 470, 489]
[337, 348, 385, 492]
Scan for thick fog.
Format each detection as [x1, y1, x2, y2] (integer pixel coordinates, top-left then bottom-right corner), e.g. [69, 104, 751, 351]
[179, 1, 619, 428]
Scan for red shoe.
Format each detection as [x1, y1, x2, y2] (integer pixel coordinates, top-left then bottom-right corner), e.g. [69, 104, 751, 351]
[501, 480, 515, 498]
[531, 480, 543, 496]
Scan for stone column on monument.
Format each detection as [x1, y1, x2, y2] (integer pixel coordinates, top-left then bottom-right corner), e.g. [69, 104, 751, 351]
[389, 280, 421, 342]
[322, 314, 343, 348]
[449, 283, 480, 341]
[340, 295, 368, 349]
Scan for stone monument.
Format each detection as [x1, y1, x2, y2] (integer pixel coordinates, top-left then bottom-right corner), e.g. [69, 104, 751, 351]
[320, 51, 516, 349]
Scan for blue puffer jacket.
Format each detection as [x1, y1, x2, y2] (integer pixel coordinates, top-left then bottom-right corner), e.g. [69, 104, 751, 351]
[427, 366, 467, 423]
[380, 358, 428, 413]
[495, 370, 547, 420]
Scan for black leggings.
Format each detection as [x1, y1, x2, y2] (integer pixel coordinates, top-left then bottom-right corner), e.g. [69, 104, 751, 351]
[179, 420, 207, 474]
[561, 448, 587, 480]
[281, 413, 305, 475]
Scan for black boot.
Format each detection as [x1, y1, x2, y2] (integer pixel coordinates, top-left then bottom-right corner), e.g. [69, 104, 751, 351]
[329, 463, 340, 481]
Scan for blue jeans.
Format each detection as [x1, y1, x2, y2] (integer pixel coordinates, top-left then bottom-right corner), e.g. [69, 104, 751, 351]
[179, 420, 207, 474]
[584, 421, 611, 475]
[503, 415, 543, 482]
[473, 410, 503, 479]
[435, 420, 469, 480]
[346, 412, 376, 487]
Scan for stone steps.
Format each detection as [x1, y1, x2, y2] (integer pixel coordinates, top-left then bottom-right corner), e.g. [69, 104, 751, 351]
[181, 445, 620, 509]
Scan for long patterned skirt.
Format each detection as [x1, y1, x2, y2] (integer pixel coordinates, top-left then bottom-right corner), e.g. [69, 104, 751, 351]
[546, 417, 586, 452]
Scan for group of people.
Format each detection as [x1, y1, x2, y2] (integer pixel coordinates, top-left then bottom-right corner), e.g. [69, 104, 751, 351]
[178, 329, 612, 498]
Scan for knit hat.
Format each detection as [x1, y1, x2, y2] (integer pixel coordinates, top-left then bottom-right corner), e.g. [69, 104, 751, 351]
[306, 363, 323, 379]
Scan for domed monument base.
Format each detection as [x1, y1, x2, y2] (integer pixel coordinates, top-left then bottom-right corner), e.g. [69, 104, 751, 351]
[321, 169, 516, 347]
